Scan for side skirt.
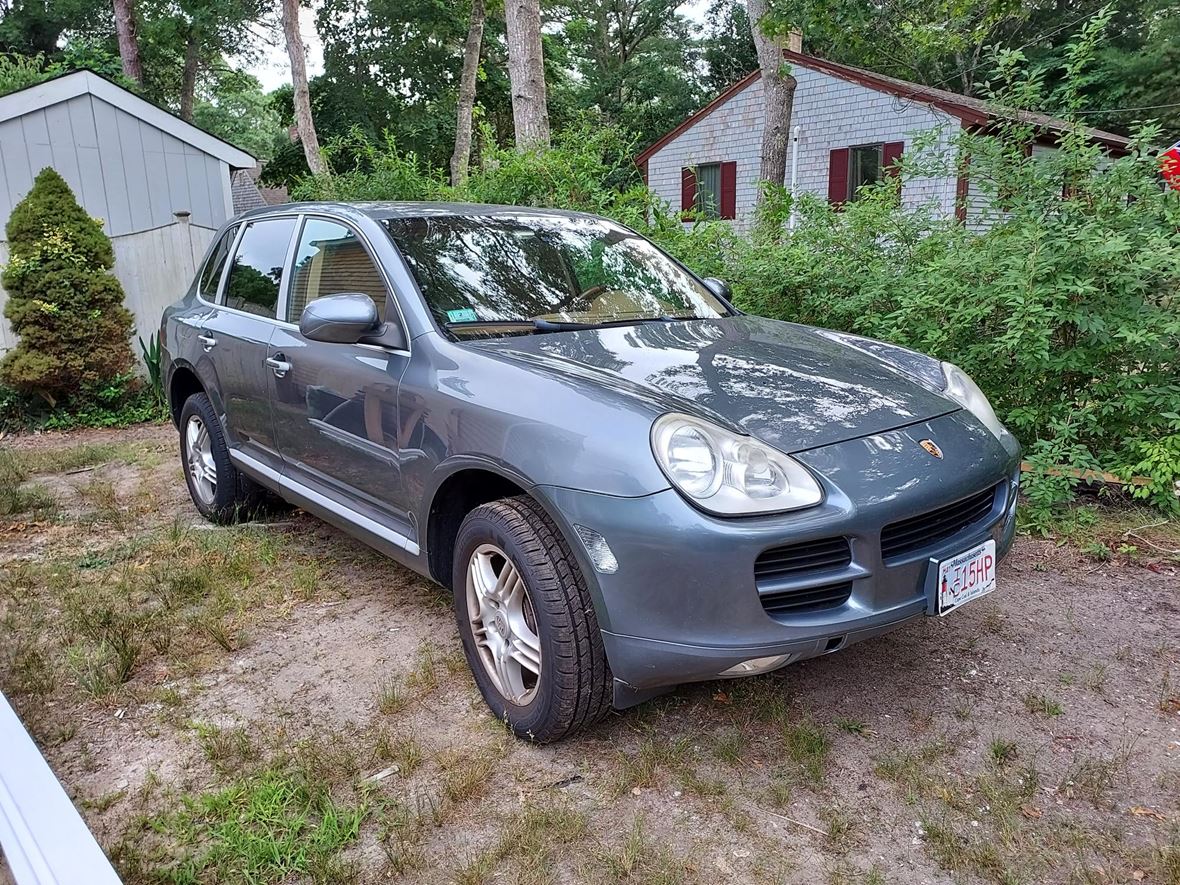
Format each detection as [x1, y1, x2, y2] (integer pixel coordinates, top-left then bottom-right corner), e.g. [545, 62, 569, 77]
[229, 449, 422, 563]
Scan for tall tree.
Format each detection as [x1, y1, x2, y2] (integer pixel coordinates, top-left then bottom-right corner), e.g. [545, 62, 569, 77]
[112, 0, 143, 85]
[504, 0, 550, 149]
[282, 0, 327, 175]
[555, 0, 703, 147]
[748, 0, 796, 192]
[702, 0, 758, 92]
[451, 0, 486, 185]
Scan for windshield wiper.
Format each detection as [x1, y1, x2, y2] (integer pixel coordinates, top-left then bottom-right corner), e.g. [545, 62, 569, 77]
[445, 315, 696, 336]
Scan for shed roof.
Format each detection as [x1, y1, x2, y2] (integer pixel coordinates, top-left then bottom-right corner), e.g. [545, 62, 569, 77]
[0, 70, 255, 169]
[636, 50, 1131, 165]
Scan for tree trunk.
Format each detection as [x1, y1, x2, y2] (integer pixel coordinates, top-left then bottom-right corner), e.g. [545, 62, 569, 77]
[179, 34, 199, 122]
[504, 0, 550, 150]
[281, 0, 328, 176]
[748, 0, 796, 197]
[450, 0, 487, 186]
[112, 0, 143, 86]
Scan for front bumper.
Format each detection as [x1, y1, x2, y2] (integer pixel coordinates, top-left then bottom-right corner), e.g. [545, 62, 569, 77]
[537, 410, 1020, 705]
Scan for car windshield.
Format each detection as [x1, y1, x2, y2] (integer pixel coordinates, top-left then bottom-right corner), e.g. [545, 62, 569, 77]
[384, 215, 730, 336]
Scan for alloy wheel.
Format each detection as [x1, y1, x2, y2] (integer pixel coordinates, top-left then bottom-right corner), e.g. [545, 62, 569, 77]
[185, 415, 217, 506]
[466, 543, 543, 704]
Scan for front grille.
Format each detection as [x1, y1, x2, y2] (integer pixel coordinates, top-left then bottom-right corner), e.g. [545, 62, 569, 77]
[881, 484, 1000, 561]
[754, 536, 851, 584]
[760, 581, 853, 616]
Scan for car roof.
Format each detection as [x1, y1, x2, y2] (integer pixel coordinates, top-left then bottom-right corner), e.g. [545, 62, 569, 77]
[233, 201, 604, 224]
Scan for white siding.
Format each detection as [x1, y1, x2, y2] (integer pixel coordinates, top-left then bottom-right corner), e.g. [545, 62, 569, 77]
[645, 63, 963, 228]
[0, 92, 233, 239]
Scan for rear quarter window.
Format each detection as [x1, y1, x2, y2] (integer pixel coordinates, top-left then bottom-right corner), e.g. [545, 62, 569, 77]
[197, 226, 236, 301]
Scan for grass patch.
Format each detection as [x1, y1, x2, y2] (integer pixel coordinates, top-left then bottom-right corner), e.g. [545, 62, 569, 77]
[0, 521, 322, 702]
[1022, 691, 1064, 717]
[458, 802, 588, 885]
[596, 815, 688, 884]
[151, 767, 364, 883]
[783, 718, 829, 785]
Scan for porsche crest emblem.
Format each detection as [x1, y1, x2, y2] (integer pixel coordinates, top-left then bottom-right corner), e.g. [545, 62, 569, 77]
[919, 439, 944, 459]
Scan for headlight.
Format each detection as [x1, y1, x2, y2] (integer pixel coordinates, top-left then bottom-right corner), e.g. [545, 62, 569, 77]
[941, 362, 1007, 441]
[651, 413, 823, 515]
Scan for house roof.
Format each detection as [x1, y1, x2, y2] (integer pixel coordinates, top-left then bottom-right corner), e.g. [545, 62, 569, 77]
[0, 70, 256, 169]
[635, 49, 1131, 165]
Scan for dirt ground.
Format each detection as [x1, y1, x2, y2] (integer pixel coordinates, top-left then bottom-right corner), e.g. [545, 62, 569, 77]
[1, 423, 1178, 884]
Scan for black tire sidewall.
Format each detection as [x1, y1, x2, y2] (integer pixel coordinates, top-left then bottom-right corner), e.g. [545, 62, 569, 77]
[178, 392, 251, 523]
[453, 505, 565, 738]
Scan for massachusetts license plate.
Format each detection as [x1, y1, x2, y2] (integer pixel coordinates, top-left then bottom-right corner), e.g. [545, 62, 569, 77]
[937, 539, 997, 616]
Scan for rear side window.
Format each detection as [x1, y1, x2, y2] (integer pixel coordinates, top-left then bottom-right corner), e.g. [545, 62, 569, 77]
[288, 218, 388, 324]
[197, 226, 236, 301]
[223, 217, 297, 318]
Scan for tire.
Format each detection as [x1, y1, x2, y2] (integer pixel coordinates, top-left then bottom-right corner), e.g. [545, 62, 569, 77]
[178, 392, 266, 524]
[453, 496, 612, 742]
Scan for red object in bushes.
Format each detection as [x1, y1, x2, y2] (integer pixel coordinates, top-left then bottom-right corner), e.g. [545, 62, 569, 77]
[1162, 140, 1180, 191]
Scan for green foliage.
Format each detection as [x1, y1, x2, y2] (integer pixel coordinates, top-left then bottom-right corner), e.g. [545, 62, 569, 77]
[0, 168, 135, 406]
[0, 52, 61, 96]
[152, 768, 365, 883]
[139, 334, 165, 407]
[719, 50, 1179, 517]
[192, 69, 284, 162]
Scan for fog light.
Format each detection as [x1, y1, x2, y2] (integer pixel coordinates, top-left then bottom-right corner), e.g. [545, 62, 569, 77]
[719, 654, 791, 677]
[573, 525, 618, 574]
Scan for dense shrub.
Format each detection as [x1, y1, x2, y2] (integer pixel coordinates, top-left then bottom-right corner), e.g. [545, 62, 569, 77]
[0, 168, 136, 406]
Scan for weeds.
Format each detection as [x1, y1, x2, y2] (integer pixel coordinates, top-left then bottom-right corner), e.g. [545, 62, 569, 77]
[1022, 692, 1064, 717]
[597, 815, 687, 884]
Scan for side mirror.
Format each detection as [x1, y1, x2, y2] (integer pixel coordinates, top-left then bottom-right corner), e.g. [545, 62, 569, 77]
[299, 293, 380, 344]
[702, 277, 731, 301]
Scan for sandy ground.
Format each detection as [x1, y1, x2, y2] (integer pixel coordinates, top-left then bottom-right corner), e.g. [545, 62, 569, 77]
[1, 423, 1178, 884]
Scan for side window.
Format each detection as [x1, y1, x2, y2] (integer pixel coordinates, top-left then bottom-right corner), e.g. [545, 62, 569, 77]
[287, 218, 388, 324]
[197, 226, 236, 301]
[223, 217, 297, 317]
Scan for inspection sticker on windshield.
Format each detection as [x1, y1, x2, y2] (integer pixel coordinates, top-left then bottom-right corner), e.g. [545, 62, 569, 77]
[446, 308, 479, 323]
[937, 539, 996, 616]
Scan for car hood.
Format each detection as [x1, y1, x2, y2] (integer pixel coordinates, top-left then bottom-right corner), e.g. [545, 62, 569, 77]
[467, 315, 958, 453]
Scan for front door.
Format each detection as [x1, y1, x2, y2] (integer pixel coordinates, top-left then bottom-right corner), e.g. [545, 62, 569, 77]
[268, 216, 413, 537]
[200, 216, 297, 470]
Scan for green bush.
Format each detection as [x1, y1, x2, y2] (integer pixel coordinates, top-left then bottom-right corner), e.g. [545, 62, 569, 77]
[0, 168, 136, 407]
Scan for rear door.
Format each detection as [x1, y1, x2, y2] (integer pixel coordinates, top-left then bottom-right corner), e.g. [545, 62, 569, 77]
[268, 215, 414, 538]
[199, 215, 298, 470]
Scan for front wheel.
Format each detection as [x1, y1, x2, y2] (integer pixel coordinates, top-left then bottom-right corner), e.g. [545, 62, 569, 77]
[453, 496, 612, 742]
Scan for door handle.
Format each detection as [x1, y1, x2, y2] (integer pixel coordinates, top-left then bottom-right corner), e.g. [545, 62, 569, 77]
[198, 334, 217, 351]
[265, 356, 292, 378]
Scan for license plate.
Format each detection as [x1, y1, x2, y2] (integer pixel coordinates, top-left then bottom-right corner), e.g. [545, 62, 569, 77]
[937, 539, 997, 616]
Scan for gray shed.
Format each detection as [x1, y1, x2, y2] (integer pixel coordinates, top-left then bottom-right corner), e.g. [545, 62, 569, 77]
[0, 70, 256, 354]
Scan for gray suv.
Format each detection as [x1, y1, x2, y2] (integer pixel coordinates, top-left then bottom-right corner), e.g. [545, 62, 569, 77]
[163, 202, 1020, 741]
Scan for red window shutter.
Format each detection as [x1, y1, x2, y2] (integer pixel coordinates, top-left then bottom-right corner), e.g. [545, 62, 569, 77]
[681, 167, 697, 217]
[719, 161, 737, 220]
[883, 141, 904, 177]
[827, 148, 850, 205]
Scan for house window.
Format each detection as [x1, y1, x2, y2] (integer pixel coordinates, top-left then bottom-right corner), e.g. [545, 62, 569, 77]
[849, 145, 882, 200]
[828, 141, 904, 205]
[681, 162, 737, 220]
[695, 163, 723, 217]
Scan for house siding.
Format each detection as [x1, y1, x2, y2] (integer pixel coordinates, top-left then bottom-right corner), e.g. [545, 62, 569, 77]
[645, 63, 962, 228]
[0, 92, 231, 241]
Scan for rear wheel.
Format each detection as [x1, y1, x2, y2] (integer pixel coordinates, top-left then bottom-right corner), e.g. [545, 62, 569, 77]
[453, 496, 612, 742]
[179, 392, 265, 524]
